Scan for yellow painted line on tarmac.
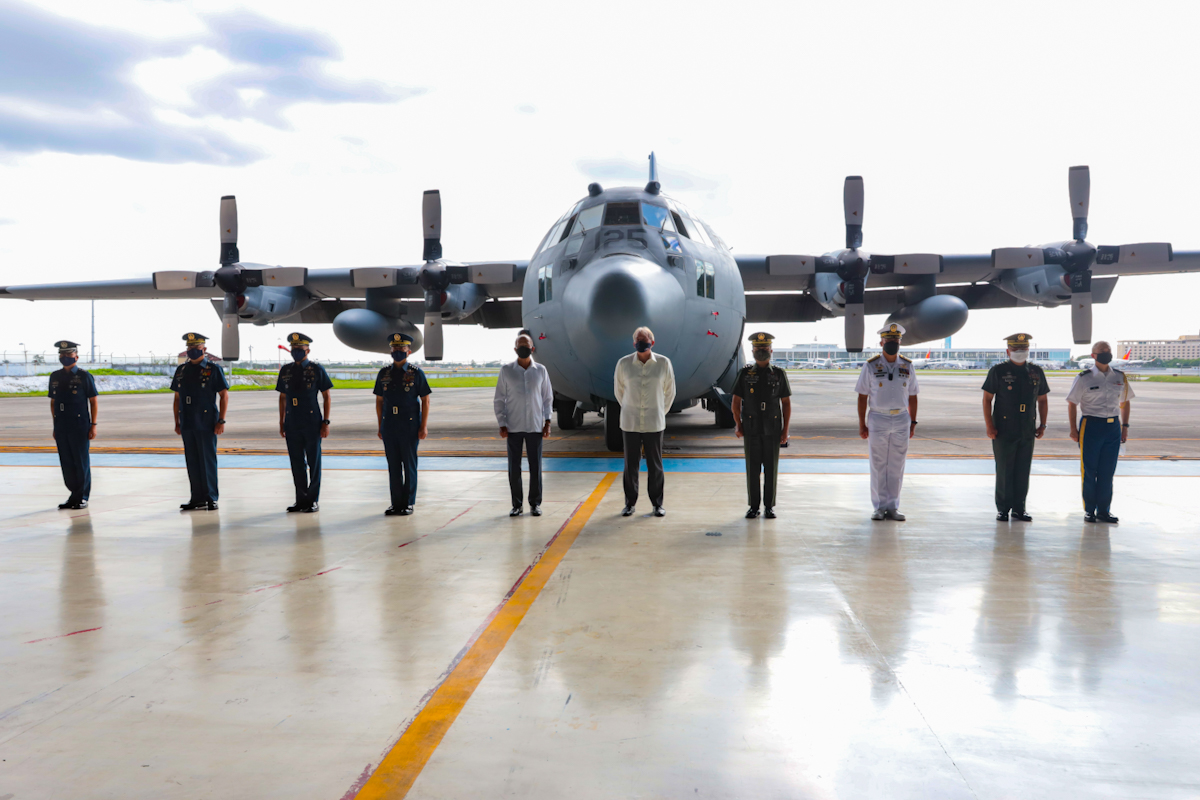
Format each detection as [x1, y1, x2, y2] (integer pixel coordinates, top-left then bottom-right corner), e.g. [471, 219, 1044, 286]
[352, 472, 617, 800]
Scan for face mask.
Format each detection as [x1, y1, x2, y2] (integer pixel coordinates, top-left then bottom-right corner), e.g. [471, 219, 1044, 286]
[1095, 351, 1113, 365]
[882, 341, 899, 355]
[59, 355, 77, 367]
[187, 348, 204, 360]
[291, 348, 307, 362]
[753, 348, 771, 363]
[515, 346, 532, 359]
[1009, 350, 1028, 364]
[391, 350, 407, 362]
[635, 340, 652, 353]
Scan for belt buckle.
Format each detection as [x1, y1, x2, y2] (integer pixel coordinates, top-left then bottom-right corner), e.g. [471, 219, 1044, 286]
[760, 402, 766, 411]
[1107, 417, 1114, 423]
[1020, 404, 1026, 413]
[889, 409, 900, 415]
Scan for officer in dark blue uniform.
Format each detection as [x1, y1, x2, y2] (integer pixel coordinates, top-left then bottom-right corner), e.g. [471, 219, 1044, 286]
[170, 333, 229, 511]
[47, 340, 98, 509]
[276, 331, 333, 513]
[374, 333, 431, 516]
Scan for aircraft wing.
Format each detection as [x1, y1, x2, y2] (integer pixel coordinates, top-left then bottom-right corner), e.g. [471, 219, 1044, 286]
[0, 277, 224, 300]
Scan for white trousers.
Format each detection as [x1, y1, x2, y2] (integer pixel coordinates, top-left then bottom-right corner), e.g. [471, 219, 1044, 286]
[868, 410, 910, 511]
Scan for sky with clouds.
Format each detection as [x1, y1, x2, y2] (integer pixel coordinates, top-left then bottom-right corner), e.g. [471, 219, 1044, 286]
[2, 0, 1199, 363]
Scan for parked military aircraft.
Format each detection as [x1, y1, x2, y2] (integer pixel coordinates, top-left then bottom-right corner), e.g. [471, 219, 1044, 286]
[3, 158, 1198, 450]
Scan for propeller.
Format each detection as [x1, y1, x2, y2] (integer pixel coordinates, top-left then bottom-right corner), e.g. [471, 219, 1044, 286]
[991, 166, 1172, 344]
[764, 176, 943, 352]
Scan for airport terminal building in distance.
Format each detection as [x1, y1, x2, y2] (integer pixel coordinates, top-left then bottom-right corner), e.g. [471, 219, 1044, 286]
[1119, 334, 1200, 361]
[776, 342, 1073, 368]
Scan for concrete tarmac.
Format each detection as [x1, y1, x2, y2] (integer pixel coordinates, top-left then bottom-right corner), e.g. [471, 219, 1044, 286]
[3, 373, 1199, 458]
[1, 462, 1198, 798]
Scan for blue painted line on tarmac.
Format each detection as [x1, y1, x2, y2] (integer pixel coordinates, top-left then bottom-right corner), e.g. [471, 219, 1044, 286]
[1, 452, 1198, 476]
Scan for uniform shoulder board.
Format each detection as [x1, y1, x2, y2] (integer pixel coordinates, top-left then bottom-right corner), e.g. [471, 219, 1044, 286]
[898, 354, 912, 363]
[174, 364, 186, 375]
[1112, 367, 1125, 375]
[1079, 369, 1091, 376]
[866, 354, 882, 363]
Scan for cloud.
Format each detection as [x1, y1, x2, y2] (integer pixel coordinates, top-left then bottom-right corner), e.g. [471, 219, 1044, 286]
[575, 156, 722, 192]
[517, 104, 536, 114]
[0, 3, 420, 165]
[0, 218, 14, 225]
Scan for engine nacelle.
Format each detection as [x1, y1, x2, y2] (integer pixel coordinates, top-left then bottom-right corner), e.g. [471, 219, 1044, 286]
[332, 308, 424, 354]
[885, 294, 968, 344]
[437, 282, 489, 322]
[995, 264, 1072, 307]
[238, 286, 315, 325]
[813, 272, 847, 314]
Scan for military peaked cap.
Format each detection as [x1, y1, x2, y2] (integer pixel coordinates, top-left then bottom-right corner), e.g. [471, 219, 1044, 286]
[748, 331, 775, 345]
[389, 332, 414, 347]
[287, 332, 313, 346]
[878, 323, 905, 339]
[1005, 332, 1031, 346]
[182, 332, 208, 345]
[54, 340, 79, 352]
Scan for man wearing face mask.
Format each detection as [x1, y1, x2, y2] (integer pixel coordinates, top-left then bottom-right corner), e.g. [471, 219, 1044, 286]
[494, 333, 554, 517]
[982, 333, 1050, 521]
[855, 323, 919, 521]
[1066, 340, 1134, 523]
[374, 332, 431, 516]
[47, 340, 98, 510]
[613, 326, 676, 517]
[732, 332, 792, 519]
[171, 333, 230, 511]
[276, 332, 333, 513]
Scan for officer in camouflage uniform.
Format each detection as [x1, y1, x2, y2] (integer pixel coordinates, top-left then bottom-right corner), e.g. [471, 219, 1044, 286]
[982, 333, 1049, 521]
[732, 332, 792, 519]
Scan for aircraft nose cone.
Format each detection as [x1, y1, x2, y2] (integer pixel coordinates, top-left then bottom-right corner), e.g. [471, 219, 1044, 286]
[562, 255, 685, 383]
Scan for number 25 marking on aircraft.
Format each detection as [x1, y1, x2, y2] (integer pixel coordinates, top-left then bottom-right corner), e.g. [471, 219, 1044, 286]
[602, 229, 648, 249]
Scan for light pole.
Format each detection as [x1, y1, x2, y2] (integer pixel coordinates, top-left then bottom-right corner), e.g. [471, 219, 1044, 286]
[249, 345, 253, 366]
[19, 342, 26, 375]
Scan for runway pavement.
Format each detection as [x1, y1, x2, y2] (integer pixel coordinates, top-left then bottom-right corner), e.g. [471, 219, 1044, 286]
[3, 372, 1198, 459]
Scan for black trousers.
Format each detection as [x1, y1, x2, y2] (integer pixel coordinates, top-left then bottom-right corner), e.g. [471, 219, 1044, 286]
[181, 428, 219, 502]
[54, 427, 91, 504]
[285, 425, 323, 505]
[992, 435, 1035, 513]
[506, 431, 544, 507]
[1080, 416, 1121, 515]
[382, 431, 419, 508]
[744, 433, 781, 510]
[622, 430, 664, 507]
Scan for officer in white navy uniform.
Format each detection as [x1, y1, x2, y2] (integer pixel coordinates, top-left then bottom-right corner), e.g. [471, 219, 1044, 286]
[855, 323, 920, 521]
[1066, 340, 1134, 523]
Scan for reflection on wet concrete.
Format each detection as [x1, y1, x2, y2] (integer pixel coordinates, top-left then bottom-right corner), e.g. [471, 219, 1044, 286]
[975, 527, 1040, 699]
[837, 530, 912, 705]
[60, 514, 104, 678]
[729, 528, 786, 691]
[1058, 529, 1125, 692]
[286, 515, 330, 672]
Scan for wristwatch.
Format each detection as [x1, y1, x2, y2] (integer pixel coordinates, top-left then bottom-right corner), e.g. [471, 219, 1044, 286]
[1121, 423, 1129, 428]
[322, 419, 331, 425]
[217, 418, 226, 424]
[910, 419, 918, 425]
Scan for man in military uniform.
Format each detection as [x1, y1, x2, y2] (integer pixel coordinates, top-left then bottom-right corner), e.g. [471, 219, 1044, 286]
[170, 333, 229, 511]
[374, 333, 431, 516]
[277, 332, 333, 513]
[732, 332, 792, 519]
[855, 323, 919, 521]
[982, 333, 1050, 521]
[1066, 340, 1134, 523]
[47, 340, 98, 510]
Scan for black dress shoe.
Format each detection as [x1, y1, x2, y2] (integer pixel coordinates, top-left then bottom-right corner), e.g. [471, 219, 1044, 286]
[621, 505, 635, 517]
[745, 508, 760, 519]
[1011, 510, 1032, 522]
[653, 506, 665, 517]
[1084, 513, 1097, 523]
[530, 506, 541, 516]
[764, 508, 776, 519]
[66, 501, 88, 510]
[510, 506, 523, 517]
[1096, 512, 1119, 523]
[287, 504, 304, 513]
[406, 506, 415, 514]
[302, 503, 318, 513]
[181, 501, 206, 511]
[400, 506, 412, 516]
[58, 501, 72, 509]
[206, 501, 218, 511]
[384, 506, 400, 516]
[996, 511, 1009, 521]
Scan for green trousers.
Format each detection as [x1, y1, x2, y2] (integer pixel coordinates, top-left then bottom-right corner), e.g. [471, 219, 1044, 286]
[992, 435, 1035, 513]
[744, 433, 781, 510]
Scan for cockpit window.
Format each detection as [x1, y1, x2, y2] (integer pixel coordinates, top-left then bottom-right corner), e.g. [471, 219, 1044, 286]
[573, 204, 604, 234]
[641, 203, 670, 230]
[687, 217, 713, 247]
[603, 202, 640, 225]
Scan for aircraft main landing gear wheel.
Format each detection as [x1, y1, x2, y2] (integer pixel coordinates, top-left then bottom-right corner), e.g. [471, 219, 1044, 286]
[556, 401, 577, 431]
[605, 401, 623, 452]
[714, 400, 736, 429]
[573, 407, 585, 428]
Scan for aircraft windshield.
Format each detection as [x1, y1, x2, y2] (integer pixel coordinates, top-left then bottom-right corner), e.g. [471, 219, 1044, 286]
[603, 202, 640, 225]
[641, 203, 670, 230]
[573, 204, 604, 234]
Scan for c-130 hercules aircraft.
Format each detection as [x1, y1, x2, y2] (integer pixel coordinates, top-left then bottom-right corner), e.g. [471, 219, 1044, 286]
[4, 155, 1198, 451]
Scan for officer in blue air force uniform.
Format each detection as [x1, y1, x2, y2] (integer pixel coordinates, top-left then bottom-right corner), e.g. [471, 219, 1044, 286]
[277, 332, 333, 513]
[170, 333, 229, 511]
[47, 340, 98, 510]
[374, 333, 431, 516]
[1066, 340, 1134, 523]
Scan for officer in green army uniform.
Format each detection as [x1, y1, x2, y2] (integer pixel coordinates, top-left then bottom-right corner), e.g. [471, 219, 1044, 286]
[982, 333, 1050, 521]
[732, 332, 792, 519]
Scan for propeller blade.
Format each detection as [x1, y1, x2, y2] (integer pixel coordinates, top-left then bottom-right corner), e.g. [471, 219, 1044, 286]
[221, 292, 240, 361]
[258, 267, 307, 287]
[992, 247, 1046, 270]
[766, 255, 822, 276]
[153, 271, 214, 290]
[1068, 270, 1092, 344]
[1094, 242, 1173, 266]
[422, 190, 442, 261]
[220, 195, 239, 266]
[844, 176, 864, 249]
[843, 279, 865, 352]
[423, 311, 444, 361]
[1069, 166, 1089, 240]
